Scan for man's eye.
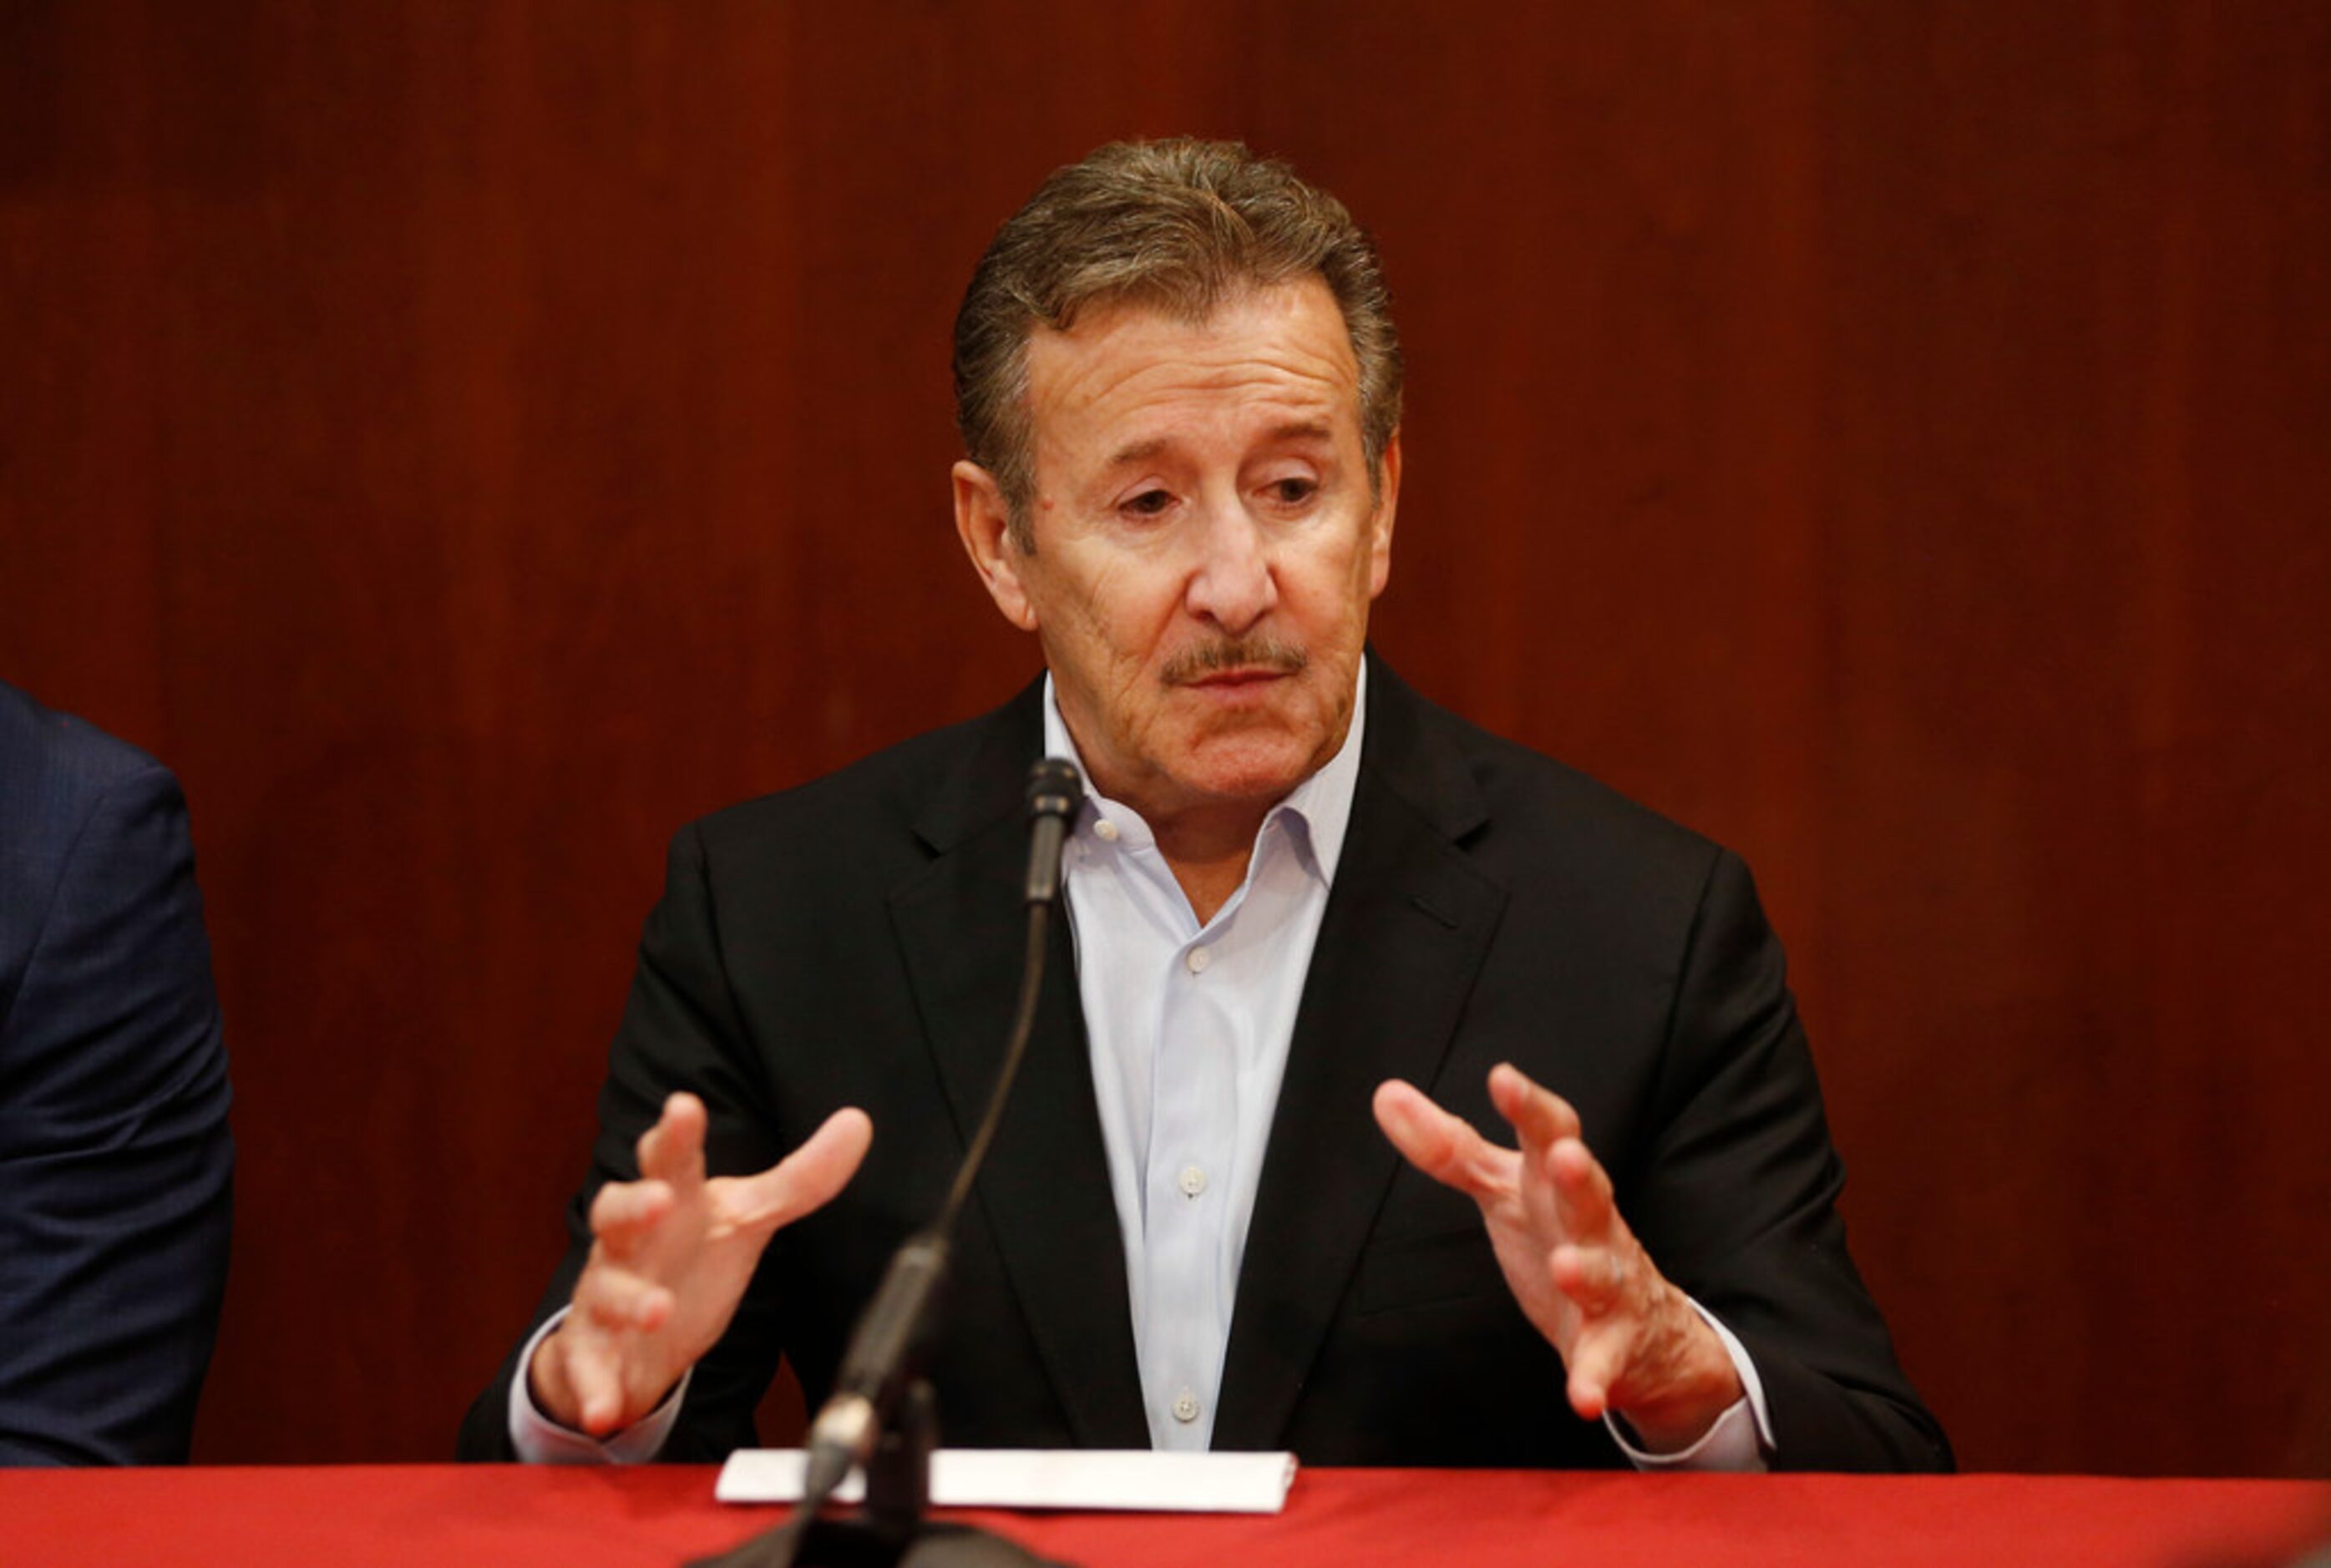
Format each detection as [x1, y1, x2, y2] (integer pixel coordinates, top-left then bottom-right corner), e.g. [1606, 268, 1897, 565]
[1266, 478, 1318, 505]
[1122, 489, 1174, 518]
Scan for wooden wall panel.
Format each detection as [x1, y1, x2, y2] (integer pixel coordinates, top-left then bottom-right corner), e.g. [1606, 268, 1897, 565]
[1, 1, 2323, 1474]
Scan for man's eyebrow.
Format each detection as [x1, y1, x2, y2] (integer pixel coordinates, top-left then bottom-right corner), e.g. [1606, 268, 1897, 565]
[1102, 422, 1337, 469]
[1103, 437, 1173, 469]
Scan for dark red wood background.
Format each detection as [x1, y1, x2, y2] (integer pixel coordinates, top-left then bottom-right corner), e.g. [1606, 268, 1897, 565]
[3, 2, 2324, 1476]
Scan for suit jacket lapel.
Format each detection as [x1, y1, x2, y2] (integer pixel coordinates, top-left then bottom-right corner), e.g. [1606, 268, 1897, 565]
[1214, 659, 1508, 1450]
[887, 685, 1150, 1447]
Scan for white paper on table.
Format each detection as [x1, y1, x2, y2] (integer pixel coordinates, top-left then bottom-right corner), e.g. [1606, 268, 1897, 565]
[715, 1448, 1298, 1514]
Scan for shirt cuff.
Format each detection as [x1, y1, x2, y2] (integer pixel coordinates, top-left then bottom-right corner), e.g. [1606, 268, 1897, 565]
[507, 1307, 691, 1464]
[1604, 1297, 1774, 1472]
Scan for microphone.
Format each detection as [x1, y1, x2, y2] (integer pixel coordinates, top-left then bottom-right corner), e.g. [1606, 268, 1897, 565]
[1021, 757, 1080, 906]
[798, 1235, 948, 1506]
[797, 756, 1083, 1511]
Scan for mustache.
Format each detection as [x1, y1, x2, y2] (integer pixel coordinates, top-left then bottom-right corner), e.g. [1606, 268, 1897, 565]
[1161, 637, 1309, 685]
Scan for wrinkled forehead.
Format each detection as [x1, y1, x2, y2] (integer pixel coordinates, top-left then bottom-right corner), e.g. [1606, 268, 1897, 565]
[1021, 278, 1364, 458]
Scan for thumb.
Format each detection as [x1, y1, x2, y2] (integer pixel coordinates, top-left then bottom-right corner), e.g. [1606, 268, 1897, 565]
[734, 1107, 873, 1231]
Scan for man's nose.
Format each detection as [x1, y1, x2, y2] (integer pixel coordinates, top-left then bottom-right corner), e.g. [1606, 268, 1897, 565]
[1183, 501, 1278, 633]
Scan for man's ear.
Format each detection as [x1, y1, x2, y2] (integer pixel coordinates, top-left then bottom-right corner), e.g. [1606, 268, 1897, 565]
[953, 460, 1038, 631]
[1367, 428, 1402, 599]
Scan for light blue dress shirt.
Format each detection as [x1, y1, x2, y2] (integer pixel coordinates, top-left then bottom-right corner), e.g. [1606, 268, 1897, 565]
[1044, 668, 1366, 1451]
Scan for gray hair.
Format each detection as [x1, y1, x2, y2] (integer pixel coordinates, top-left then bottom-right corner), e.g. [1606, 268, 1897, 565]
[953, 139, 1404, 545]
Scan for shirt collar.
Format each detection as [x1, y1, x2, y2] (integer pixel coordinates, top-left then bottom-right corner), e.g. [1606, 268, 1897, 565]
[1040, 659, 1367, 888]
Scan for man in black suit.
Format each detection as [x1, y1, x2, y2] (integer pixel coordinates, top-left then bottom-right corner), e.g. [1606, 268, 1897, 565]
[0, 680, 235, 1464]
[464, 139, 1947, 1472]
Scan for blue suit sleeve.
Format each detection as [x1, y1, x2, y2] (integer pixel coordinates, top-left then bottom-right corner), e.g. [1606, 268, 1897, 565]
[0, 762, 235, 1465]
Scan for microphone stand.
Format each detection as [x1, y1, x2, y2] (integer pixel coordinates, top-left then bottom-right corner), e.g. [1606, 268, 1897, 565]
[689, 762, 1084, 1568]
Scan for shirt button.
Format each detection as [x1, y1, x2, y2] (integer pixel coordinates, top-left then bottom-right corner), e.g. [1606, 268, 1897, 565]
[1178, 1166, 1207, 1198]
[1172, 1391, 1201, 1424]
[1185, 946, 1210, 974]
[1094, 818, 1120, 842]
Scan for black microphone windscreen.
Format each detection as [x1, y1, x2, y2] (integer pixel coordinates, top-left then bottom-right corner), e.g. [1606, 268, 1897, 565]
[1026, 756, 1082, 821]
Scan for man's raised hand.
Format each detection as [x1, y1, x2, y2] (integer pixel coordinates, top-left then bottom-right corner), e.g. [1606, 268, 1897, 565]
[1372, 1064, 1742, 1452]
[530, 1093, 873, 1436]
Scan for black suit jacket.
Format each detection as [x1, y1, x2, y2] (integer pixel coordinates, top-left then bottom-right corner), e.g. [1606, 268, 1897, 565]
[462, 657, 1948, 1470]
[0, 681, 235, 1465]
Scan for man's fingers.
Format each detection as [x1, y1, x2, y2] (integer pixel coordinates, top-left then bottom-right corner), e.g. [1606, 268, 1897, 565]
[1548, 1136, 1616, 1239]
[587, 1179, 674, 1256]
[1488, 1063, 1583, 1153]
[1372, 1080, 1513, 1200]
[637, 1093, 709, 1190]
[560, 1335, 627, 1436]
[1566, 1326, 1630, 1424]
[574, 1261, 673, 1334]
[1551, 1241, 1629, 1315]
[732, 1107, 874, 1231]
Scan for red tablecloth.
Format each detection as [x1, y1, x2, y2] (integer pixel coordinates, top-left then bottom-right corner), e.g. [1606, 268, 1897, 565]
[3, 1464, 2323, 1566]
